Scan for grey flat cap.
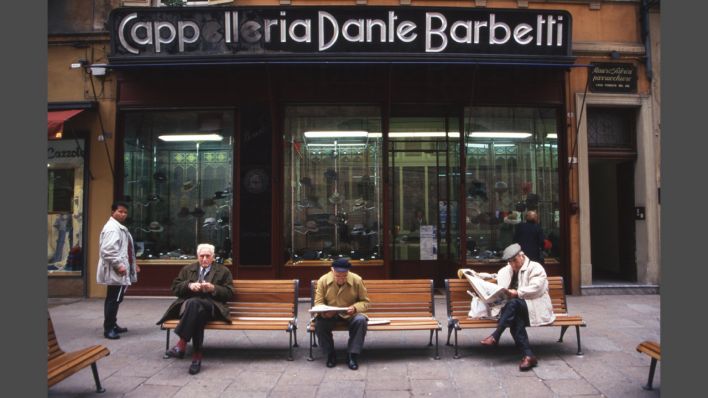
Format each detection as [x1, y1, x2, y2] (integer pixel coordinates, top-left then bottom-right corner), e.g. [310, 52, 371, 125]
[502, 243, 522, 261]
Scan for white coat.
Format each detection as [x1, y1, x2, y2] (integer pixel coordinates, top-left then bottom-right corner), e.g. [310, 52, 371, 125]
[96, 217, 137, 286]
[496, 256, 555, 326]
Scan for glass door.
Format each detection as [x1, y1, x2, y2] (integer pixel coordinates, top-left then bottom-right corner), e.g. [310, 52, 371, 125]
[387, 110, 460, 284]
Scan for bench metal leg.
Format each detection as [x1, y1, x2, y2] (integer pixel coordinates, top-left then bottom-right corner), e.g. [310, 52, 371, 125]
[90, 363, 106, 393]
[434, 330, 440, 360]
[574, 326, 583, 355]
[287, 330, 294, 361]
[165, 329, 170, 352]
[428, 330, 434, 346]
[453, 329, 460, 359]
[307, 331, 314, 361]
[558, 326, 568, 343]
[446, 325, 454, 346]
[642, 358, 658, 390]
[293, 326, 299, 348]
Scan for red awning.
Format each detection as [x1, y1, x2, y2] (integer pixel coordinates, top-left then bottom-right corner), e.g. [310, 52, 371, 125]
[48, 109, 85, 139]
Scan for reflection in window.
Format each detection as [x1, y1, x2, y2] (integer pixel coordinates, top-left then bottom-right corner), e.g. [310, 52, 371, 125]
[48, 140, 86, 274]
[123, 110, 234, 261]
[284, 106, 382, 264]
[465, 107, 560, 262]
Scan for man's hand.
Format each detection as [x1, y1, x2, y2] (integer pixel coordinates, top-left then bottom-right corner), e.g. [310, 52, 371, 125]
[200, 282, 215, 293]
[346, 305, 357, 316]
[189, 282, 202, 292]
[321, 311, 338, 319]
[506, 289, 519, 298]
[117, 264, 127, 276]
[136, 264, 141, 273]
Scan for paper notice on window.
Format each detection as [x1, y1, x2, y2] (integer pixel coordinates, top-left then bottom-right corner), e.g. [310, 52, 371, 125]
[420, 225, 437, 260]
[309, 305, 350, 313]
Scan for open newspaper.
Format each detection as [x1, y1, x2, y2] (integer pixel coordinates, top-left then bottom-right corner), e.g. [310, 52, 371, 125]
[459, 268, 508, 306]
[308, 304, 350, 313]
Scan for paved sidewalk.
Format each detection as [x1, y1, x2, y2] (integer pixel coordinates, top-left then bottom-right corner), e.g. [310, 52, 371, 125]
[48, 294, 659, 398]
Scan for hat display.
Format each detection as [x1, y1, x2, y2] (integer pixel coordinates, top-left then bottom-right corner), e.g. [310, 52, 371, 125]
[501, 243, 522, 261]
[494, 181, 508, 193]
[177, 207, 190, 217]
[504, 211, 522, 225]
[182, 180, 196, 192]
[332, 257, 352, 272]
[202, 217, 217, 228]
[328, 191, 343, 204]
[305, 220, 319, 233]
[153, 171, 167, 182]
[147, 221, 164, 233]
[324, 168, 338, 181]
[191, 206, 205, 218]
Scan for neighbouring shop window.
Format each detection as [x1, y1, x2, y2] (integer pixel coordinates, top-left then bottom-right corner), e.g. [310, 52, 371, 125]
[123, 110, 234, 262]
[464, 107, 560, 262]
[48, 139, 86, 275]
[284, 105, 383, 264]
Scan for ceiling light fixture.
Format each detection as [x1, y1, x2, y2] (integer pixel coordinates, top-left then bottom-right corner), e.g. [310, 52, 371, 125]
[469, 132, 532, 139]
[304, 131, 368, 138]
[158, 134, 224, 142]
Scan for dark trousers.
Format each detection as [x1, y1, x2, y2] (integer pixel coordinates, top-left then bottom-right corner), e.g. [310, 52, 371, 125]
[315, 314, 367, 355]
[103, 285, 127, 332]
[174, 297, 217, 352]
[492, 298, 533, 357]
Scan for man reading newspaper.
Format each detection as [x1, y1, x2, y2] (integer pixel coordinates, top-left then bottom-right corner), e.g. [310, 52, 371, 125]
[478, 243, 556, 371]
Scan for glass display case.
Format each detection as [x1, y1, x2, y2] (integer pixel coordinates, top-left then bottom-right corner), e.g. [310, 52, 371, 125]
[464, 106, 560, 263]
[283, 105, 383, 264]
[123, 110, 234, 262]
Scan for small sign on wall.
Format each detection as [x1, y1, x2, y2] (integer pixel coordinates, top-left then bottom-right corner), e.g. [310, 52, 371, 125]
[589, 62, 637, 93]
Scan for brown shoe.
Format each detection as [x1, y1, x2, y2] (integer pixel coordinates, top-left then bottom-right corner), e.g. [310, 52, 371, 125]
[480, 335, 498, 347]
[519, 356, 538, 371]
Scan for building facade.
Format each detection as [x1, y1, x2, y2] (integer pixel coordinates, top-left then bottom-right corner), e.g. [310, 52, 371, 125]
[47, 0, 661, 298]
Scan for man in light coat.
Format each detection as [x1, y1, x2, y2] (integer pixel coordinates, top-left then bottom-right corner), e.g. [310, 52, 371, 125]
[480, 243, 555, 371]
[96, 201, 140, 339]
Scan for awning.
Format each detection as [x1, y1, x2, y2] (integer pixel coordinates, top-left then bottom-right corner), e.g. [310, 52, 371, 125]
[48, 109, 84, 139]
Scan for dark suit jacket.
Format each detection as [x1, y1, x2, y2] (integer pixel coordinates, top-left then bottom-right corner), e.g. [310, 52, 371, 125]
[513, 222, 545, 263]
[156, 262, 234, 325]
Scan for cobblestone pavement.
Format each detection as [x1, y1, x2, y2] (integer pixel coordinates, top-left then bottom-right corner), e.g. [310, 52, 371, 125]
[48, 294, 659, 397]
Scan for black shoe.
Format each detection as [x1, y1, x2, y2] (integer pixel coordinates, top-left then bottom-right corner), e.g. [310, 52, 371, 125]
[113, 325, 128, 334]
[163, 346, 185, 359]
[188, 360, 202, 375]
[326, 352, 336, 368]
[347, 353, 359, 370]
[103, 329, 120, 340]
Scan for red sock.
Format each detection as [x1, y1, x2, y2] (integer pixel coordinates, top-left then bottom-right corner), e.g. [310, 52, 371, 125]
[192, 351, 203, 361]
[176, 338, 187, 351]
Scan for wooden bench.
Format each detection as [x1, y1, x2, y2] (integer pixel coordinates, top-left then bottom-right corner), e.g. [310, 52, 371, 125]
[48, 312, 110, 393]
[636, 340, 660, 390]
[445, 276, 586, 358]
[160, 279, 299, 360]
[307, 279, 442, 360]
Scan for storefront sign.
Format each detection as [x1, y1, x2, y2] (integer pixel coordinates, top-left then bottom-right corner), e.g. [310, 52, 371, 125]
[589, 62, 637, 93]
[48, 140, 85, 165]
[109, 6, 572, 64]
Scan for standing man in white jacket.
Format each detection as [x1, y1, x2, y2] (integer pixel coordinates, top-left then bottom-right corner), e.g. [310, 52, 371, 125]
[479, 243, 555, 371]
[97, 201, 140, 339]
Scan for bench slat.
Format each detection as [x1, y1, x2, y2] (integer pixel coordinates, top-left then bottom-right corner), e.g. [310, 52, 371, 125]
[636, 341, 661, 360]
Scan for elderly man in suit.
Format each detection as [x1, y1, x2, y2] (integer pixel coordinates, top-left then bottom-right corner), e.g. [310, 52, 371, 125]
[157, 243, 233, 375]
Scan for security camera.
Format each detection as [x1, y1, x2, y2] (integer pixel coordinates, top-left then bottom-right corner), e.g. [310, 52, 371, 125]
[90, 64, 108, 76]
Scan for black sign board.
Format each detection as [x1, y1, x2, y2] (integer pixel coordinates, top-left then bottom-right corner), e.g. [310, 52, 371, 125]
[108, 6, 572, 65]
[589, 62, 637, 93]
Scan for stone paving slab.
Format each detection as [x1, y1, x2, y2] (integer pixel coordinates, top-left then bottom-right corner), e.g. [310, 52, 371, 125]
[48, 294, 660, 397]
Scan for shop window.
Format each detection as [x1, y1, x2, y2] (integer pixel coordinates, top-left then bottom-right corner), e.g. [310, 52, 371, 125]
[123, 110, 234, 262]
[48, 140, 86, 275]
[464, 107, 560, 263]
[283, 105, 383, 264]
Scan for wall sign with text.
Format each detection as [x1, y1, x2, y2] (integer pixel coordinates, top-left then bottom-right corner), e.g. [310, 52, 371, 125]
[589, 62, 637, 93]
[109, 6, 572, 64]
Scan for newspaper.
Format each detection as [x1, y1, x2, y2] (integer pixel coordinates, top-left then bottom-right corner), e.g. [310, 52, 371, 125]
[308, 304, 350, 313]
[367, 318, 391, 325]
[459, 268, 508, 306]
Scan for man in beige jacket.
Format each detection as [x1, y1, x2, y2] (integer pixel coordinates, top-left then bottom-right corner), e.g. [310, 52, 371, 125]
[314, 258, 370, 370]
[480, 243, 555, 371]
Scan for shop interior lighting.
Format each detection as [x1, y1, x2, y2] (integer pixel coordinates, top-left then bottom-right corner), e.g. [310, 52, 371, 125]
[469, 131, 532, 139]
[367, 132, 460, 138]
[306, 143, 367, 147]
[304, 131, 368, 138]
[546, 133, 558, 139]
[158, 134, 224, 142]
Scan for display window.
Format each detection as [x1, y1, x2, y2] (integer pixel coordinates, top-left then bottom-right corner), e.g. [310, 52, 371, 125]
[283, 105, 383, 264]
[48, 139, 87, 275]
[122, 109, 235, 262]
[464, 106, 561, 263]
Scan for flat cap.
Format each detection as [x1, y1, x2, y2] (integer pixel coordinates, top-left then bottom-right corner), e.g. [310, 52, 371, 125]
[501, 243, 522, 261]
[332, 257, 352, 272]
